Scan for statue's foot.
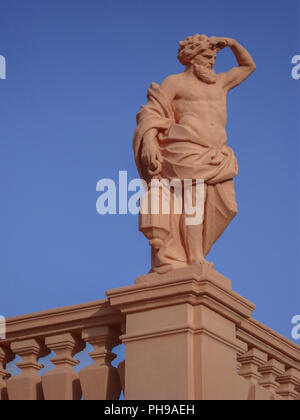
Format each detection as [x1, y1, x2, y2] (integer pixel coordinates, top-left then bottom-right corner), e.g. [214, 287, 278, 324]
[189, 257, 214, 269]
[150, 261, 189, 275]
[136, 259, 216, 285]
[149, 265, 173, 275]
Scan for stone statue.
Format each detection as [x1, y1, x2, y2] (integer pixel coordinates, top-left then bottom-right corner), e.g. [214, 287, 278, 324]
[133, 34, 256, 274]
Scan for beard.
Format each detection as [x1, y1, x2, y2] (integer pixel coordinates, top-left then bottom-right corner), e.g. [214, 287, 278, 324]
[193, 64, 217, 84]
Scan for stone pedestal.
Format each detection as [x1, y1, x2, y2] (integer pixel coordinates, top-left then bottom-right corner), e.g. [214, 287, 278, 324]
[79, 326, 121, 400]
[107, 265, 255, 400]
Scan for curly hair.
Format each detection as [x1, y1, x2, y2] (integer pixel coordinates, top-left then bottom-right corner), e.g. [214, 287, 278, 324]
[177, 34, 215, 66]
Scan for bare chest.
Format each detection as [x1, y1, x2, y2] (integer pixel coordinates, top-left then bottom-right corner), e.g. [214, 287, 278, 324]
[175, 79, 225, 104]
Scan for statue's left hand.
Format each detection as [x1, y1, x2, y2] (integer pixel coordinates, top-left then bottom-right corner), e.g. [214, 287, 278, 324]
[209, 37, 235, 50]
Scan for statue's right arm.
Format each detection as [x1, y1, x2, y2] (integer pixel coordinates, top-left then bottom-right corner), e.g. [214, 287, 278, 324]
[141, 128, 163, 172]
[159, 75, 178, 102]
[141, 76, 177, 171]
[142, 75, 177, 147]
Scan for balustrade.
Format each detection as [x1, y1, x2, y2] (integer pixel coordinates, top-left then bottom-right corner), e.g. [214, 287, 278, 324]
[0, 299, 124, 400]
[237, 319, 300, 400]
[0, 289, 299, 400]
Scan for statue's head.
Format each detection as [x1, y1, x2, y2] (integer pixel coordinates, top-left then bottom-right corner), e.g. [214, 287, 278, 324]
[178, 34, 218, 84]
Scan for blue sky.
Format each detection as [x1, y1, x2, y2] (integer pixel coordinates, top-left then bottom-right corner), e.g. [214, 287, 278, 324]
[0, 0, 299, 350]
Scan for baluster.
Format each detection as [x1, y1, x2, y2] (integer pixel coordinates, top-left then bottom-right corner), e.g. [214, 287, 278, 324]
[295, 384, 300, 400]
[238, 348, 268, 385]
[0, 346, 14, 400]
[258, 359, 285, 394]
[117, 322, 126, 396]
[79, 326, 121, 400]
[236, 339, 248, 371]
[118, 360, 125, 396]
[42, 333, 85, 400]
[7, 339, 49, 400]
[277, 368, 300, 400]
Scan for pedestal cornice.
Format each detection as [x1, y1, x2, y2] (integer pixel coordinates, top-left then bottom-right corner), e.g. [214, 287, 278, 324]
[106, 265, 256, 324]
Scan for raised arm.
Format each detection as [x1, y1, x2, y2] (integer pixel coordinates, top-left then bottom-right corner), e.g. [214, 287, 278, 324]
[211, 37, 256, 91]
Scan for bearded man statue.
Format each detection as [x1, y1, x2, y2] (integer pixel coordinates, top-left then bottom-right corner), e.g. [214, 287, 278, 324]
[133, 34, 256, 274]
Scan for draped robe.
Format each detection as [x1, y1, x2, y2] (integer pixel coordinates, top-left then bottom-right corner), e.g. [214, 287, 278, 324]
[133, 82, 239, 272]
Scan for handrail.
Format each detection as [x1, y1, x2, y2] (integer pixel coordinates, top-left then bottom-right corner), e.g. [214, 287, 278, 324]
[1, 299, 124, 344]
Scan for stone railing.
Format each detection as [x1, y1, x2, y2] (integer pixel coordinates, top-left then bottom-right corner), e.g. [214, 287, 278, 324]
[236, 318, 300, 400]
[1, 267, 300, 400]
[0, 299, 124, 400]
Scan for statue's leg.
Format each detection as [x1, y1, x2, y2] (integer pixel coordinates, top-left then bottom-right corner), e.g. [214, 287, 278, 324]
[151, 190, 188, 273]
[181, 184, 208, 265]
[182, 224, 205, 265]
[203, 180, 238, 257]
